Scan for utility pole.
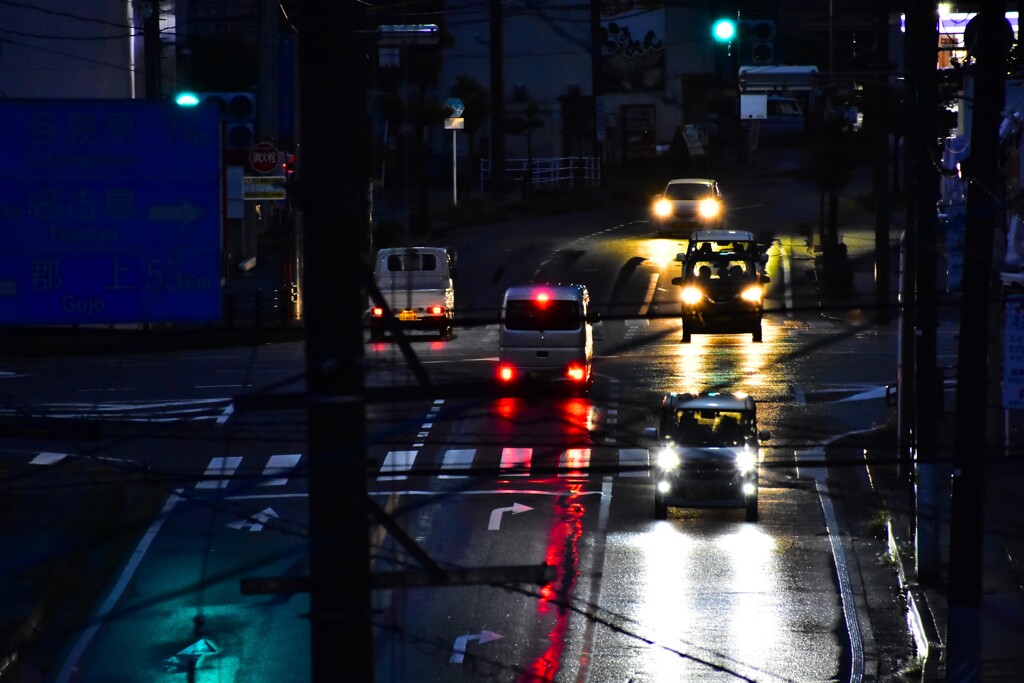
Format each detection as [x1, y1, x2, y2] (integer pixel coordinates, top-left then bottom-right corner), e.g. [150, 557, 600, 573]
[489, 0, 506, 182]
[948, 6, 1007, 679]
[143, 0, 161, 99]
[297, 2, 374, 681]
[871, 0, 891, 326]
[907, 0, 941, 584]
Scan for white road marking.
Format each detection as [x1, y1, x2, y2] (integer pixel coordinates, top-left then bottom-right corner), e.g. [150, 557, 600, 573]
[379, 450, 417, 481]
[500, 447, 532, 475]
[196, 456, 243, 489]
[638, 272, 660, 317]
[261, 454, 301, 486]
[31, 451, 70, 465]
[440, 448, 476, 479]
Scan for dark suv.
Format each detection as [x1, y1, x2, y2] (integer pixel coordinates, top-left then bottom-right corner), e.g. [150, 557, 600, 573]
[673, 248, 770, 343]
[644, 392, 771, 522]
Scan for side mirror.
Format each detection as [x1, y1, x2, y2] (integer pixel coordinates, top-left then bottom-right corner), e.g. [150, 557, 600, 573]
[675, 252, 686, 262]
[761, 275, 771, 284]
[759, 253, 769, 264]
[671, 276, 683, 286]
[759, 429, 772, 441]
[643, 426, 658, 439]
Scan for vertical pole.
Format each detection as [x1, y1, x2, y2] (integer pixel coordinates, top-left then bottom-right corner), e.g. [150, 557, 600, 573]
[909, 0, 941, 584]
[949, 6, 1007, 680]
[143, 1, 161, 100]
[453, 129, 458, 206]
[872, 0, 891, 326]
[489, 0, 506, 181]
[298, 2, 374, 682]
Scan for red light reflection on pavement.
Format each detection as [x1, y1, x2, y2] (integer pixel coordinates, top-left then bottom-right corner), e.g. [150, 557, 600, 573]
[519, 484, 586, 682]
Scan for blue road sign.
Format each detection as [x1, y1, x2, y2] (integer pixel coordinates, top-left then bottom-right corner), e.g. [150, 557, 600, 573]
[0, 100, 222, 324]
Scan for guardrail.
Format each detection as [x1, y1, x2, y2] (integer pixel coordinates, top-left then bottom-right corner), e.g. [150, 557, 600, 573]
[480, 156, 601, 191]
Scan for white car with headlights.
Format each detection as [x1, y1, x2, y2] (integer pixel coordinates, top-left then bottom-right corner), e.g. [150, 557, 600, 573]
[644, 392, 771, 522]
[650, 178, 724, 236]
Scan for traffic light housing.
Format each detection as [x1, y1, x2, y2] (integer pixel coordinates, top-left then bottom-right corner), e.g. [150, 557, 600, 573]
[737, 19, 775, 65]
[176, 92, 256, 150]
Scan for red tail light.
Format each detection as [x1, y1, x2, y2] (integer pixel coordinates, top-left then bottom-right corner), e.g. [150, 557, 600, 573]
[566, 364, 586, 382]
[428, 305, 443, 315]
[371, 307, 384, 317]
[498, 364, 516, 382]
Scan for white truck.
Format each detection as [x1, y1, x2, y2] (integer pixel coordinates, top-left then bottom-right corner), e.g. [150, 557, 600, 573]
[368, 246, 455, 341]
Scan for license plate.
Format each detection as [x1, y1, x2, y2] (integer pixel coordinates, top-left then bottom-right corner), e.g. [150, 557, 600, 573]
[398, 310, 418, 321]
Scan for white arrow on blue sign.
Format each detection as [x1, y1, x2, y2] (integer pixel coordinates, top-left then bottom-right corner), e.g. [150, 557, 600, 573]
[445, 97, 465, 117]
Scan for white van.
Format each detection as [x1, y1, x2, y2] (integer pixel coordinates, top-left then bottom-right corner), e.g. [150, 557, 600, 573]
[497, 283, 598, 394]
[369, 246, 455, 341]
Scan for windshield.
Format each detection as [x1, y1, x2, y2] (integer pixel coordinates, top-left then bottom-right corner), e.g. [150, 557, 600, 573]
[504, 299, 582, 331]
[665, 183, 712, 201]
[688, 257, 757, 282]
[669, 409, 751, 446]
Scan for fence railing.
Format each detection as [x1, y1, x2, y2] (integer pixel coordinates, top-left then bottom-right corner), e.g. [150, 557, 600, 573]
[222, 287, 295, 331]
[480, 156, 601, 191]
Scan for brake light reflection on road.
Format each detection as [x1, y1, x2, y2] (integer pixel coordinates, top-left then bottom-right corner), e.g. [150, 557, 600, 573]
[525, 484, 586, 681]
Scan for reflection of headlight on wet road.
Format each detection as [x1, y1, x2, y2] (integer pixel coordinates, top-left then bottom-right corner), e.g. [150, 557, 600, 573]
[681, 286, 704, 305]
[742, 481, 758, 496]
[740, 285, 763, 303]
[698, 198, 722, 219]
[656, 448, 680, 471]
[736, 448, 756, 474]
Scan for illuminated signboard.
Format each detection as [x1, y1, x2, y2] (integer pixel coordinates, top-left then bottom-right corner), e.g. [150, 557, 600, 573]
[0, 100, 221, 324]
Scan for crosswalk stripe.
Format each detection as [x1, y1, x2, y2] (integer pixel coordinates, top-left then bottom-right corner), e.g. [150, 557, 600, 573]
[379, 450, 417, 481]
[261, 453, 301, 486]
[500, 447, 532, 476]
[31, 452, 70, 465]
[196, 456, 243, 489]
[440, 449, 475, 479]
[617, 448, 650, 477]
[559, 448, 591, 477]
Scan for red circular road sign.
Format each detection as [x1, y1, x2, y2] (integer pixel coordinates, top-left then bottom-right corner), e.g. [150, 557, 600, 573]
[249, 141, 280, 174]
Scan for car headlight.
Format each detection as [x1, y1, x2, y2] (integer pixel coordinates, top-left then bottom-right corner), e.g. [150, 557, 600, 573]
[736, 449, 756, 474]
[653, 198, 673, 219]
[681, 285, 704, 306]
[740, 285, 763, 303]
[656, 448, 680, 471]
[697, 198, 722, 220]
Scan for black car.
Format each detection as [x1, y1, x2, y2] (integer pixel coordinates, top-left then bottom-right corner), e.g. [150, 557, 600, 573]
[673, 250, 770, 342]
[644, 392, 771, 522]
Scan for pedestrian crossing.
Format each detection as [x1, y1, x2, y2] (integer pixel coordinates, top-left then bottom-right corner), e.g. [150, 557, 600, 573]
[25, 447, 652, 486]
[375, 445, 650, 481]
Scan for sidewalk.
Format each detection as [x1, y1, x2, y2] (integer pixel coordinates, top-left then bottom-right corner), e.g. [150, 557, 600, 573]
[804, 148, 1024, 680]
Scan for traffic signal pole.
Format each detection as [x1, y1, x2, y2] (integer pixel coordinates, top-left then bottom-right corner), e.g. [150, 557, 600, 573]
[949, 6, 1007, 679]
[297, 3, 375, 681]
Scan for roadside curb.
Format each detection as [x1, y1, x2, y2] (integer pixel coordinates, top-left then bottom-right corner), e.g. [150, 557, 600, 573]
[888, 522, 945, 680]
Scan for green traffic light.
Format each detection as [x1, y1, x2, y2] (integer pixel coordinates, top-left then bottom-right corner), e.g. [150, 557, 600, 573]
[175, 92, 200, 107]
[712, 18, 736, 42]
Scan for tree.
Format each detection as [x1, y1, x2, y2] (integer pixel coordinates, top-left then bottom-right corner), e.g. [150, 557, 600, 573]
[506, 103, 545, 198]
[805, 117, 856, 293]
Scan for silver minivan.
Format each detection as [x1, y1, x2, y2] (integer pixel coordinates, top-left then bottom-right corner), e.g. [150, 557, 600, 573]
[497, 283, 598, 394]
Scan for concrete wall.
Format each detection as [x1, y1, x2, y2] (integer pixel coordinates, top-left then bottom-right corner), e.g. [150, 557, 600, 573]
[0, 1, 145, 99]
